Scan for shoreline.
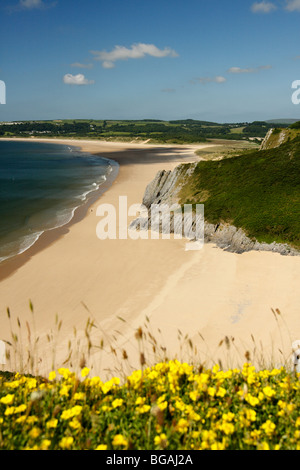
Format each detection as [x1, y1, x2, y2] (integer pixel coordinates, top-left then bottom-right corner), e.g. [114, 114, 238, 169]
[0, 138, 202, 282]
[0, 153, 120, 283]
[0, 137, 299, 379]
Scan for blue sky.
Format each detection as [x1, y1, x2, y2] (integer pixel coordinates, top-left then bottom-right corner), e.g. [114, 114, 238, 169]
[1, 0, 300, 123]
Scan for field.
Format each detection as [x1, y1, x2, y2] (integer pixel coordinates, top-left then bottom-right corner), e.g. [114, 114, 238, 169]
[0, 119, 280, 144]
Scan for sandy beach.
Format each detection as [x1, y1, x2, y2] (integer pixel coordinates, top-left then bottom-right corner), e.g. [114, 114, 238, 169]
[0, 138, 300, 379]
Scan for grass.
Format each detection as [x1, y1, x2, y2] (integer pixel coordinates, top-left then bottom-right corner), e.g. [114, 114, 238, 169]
[179, 135, 300, 249]
[195, 140, 259, 161]
[0, 302, 299, 450]
[2, 359, 300, 450]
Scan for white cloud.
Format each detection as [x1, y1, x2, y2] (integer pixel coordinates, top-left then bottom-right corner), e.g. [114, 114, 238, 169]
[285, 0, 300, 11]
[71, 62, 94, 69]
[102, 61, 116, 69]
[251, 1, 277, 13]
[227, 65, 272, 73]
[91, 43, 178, 68]
[63, 74, 95, 85]
[195, 76, 226, 85]
[18, 0, 55, 9]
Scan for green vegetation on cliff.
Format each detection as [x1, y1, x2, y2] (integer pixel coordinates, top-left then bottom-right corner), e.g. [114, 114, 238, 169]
[179, 130, 300, 249]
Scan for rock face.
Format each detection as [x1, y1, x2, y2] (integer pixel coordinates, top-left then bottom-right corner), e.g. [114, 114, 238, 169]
[130, 165, 300, 257]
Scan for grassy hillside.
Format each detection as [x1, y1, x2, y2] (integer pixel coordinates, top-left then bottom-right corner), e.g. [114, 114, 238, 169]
[178, 132, 300, 249]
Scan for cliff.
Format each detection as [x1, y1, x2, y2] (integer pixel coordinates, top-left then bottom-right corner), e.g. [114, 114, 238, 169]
[130, 164, 300, 256]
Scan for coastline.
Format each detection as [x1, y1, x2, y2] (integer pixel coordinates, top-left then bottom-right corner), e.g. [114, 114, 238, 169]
[0, 137, 299, 379]
[0, 138, 200, 281]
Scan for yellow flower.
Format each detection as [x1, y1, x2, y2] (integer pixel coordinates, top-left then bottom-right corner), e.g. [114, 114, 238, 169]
[216, 387, 226, 397]
[48, 371, 56, 382]
[73, 392, 85, 401]
[29, 427, 41, 439]
[14, 404, 27, 414]
[188, 410, 201, 422]
[174, 398, 186, 411]
[250, 429, 262, 443]
[4, 380, 20, 389]
[102, 377, 120, 394]
[61, 405, 82, 420]
[208, 387, 216, 397]
[4, 406, 15, 416]
[15, 416, 26, 424]
[96, 444, 108, 450]
[154, 433, 168, 447]
[127, 369, 142, 388]
[218, 422, 235, 436]
[59, 436, 74, 449]
[296, 417, 300, 428]
[27, 416, 38, 425]
[189, 390, 198, 401]
[245, 408, 256, 422]
[137, 404, 151, 414]
[200, 430, 218, 450]
[46, 418, 58, 429]
[26, 378, 37, 390]
[222, 412, 235, 422]
[0, 394, 14, 405]
[245, 393, 259, 407]
[40, 439, 51, 450]
[69, 418, 81, 430]
[88, 376, 102, 387]
[112, 434, 128, 448]
[261, 419, 276, 436]
[211, 440, 226, 450]
[257, 441, 270, 450]
[59, 385, 71, 397]
[135, 397, 145, 405]
[58, 367, 72, 379]
[112, 398, 123, 409]
[101, 405, 111, 412]
[81, 367, 90, 378]
[263, 386, 275, 398]
[175, 418, 189, 434]
[157, 401, 168, 411]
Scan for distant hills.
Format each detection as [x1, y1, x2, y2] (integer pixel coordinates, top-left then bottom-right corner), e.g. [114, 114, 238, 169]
[265, 118, 300, 125]
[0, 118, 299, 144]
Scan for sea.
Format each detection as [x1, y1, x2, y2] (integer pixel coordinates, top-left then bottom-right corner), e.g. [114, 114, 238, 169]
[0, 140, 117, 264]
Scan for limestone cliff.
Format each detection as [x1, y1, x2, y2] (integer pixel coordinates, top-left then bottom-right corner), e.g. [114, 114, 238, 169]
[130, 165, 299, 256]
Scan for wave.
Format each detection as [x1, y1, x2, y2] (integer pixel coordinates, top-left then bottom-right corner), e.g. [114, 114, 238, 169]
[0, 157, 119, 265]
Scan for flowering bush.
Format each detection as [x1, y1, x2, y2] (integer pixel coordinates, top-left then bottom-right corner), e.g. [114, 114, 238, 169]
[1, 361, 300, 450]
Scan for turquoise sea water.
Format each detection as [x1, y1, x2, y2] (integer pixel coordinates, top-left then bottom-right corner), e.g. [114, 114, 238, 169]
[0, 141, 115, 263]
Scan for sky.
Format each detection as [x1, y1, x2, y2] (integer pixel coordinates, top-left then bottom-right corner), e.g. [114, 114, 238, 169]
[0, 0, 300, 123]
